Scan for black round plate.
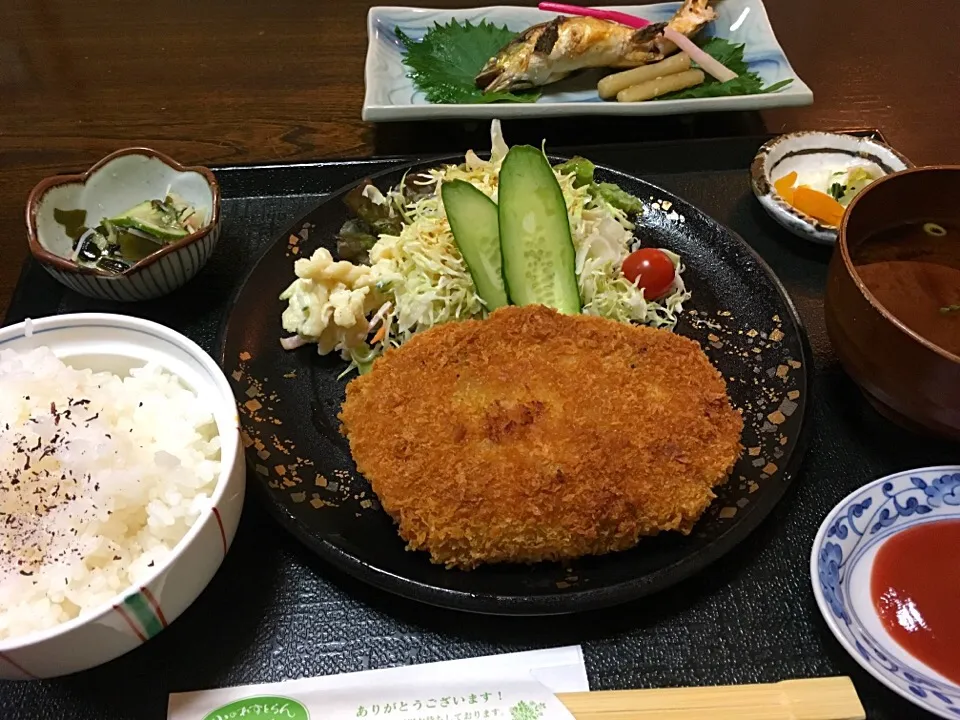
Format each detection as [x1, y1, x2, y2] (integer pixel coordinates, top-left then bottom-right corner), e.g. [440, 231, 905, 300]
[218, 155, 812, 615]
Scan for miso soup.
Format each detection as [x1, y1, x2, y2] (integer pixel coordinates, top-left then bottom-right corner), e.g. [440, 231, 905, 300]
[852, 220, 960, 356]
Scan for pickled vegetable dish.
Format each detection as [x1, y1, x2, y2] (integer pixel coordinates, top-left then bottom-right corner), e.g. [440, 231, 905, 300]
[54, 193, 207, 274]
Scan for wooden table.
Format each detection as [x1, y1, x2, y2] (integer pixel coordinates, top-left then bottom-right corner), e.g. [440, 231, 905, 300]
[2, 0, 958, 318]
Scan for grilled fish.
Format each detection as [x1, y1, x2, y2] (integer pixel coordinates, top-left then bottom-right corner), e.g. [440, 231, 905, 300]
[475, 0, 717, 93]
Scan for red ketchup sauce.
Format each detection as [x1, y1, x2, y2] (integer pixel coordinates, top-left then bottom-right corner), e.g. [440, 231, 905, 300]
[870, 519, 960, 685]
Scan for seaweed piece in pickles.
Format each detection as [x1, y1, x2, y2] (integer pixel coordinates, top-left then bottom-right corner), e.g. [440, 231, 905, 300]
[54, 193, 207, 274]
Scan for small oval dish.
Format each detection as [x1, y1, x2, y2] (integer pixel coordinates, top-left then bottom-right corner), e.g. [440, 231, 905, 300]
[811, 466, 960, 719]
[751, 132, 912, 244]
[26, 148, 221, 302]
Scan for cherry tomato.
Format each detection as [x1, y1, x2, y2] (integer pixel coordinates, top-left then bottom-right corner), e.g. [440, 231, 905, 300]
[621, 248, 676, 299]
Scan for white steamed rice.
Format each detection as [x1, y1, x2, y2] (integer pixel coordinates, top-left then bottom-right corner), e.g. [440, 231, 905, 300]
[0, 346, 220, 641]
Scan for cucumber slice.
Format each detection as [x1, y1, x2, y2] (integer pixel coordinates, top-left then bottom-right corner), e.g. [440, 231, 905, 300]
[498, 146, 581, 314]
[441, 179, 509, 311]
[108, 200, 189, 241]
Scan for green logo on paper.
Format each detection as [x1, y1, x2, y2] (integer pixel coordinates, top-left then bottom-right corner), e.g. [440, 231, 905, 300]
[203, 696, 309, 720]
[509, 701, 546, 720]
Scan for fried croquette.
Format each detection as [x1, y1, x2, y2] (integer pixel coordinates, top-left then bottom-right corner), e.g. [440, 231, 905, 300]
[339, 305, 743, 569]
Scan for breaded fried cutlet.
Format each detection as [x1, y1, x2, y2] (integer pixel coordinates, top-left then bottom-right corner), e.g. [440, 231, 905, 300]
[339, 305, 743, 569]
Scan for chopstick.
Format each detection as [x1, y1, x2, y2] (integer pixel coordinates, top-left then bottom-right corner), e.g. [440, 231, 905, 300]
[556, 677, 865, 720]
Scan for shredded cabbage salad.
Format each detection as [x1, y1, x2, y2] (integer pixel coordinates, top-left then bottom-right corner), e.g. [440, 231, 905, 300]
[280, 120, 691, 374]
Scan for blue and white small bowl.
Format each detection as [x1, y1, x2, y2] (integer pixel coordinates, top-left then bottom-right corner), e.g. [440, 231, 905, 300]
[26, 148, 221, 302]
[811, 466, 960, 718]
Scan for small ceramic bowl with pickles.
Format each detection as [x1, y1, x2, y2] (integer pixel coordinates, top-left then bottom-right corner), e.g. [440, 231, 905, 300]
[26, 148, 221, 302]
[751, 131, 913, 244]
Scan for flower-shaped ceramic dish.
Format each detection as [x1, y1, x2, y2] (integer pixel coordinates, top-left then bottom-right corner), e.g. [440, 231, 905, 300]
[751, 132, 912, 244]
[811, 466, 960, 718]
[0, 314, 244, 679]
[26, 148, 221, 302]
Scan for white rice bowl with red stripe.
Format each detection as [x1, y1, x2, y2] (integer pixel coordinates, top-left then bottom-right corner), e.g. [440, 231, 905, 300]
[0, 347, 220, 641]
[0, 313, 244, 679]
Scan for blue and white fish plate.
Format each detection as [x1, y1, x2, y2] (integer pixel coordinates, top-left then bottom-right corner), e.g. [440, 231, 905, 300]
[363, 0, 813, 121]
[811, 466, 960, 718]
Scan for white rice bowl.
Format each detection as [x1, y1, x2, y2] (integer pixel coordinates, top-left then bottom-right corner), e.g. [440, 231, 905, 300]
[0, 346, 220, 642]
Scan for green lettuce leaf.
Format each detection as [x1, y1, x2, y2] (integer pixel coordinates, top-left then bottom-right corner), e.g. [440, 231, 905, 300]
[396, 21, 540, 105]
[554, 156, 644, 215]
[593, 182, 645, 215]
[553, 157, 597, 187]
